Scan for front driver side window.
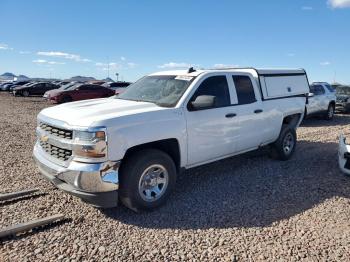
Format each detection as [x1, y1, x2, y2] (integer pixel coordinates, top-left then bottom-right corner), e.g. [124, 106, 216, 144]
[188, 76, 230, 110]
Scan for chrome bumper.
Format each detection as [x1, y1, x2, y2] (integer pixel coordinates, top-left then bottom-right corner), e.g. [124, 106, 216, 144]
[33, 143, 120, 207]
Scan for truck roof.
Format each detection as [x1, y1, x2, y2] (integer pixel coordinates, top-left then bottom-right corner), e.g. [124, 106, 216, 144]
[150, 68, 306, 77]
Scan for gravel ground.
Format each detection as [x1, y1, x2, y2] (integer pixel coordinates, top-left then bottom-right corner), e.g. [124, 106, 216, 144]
[1, 92, 350, 261]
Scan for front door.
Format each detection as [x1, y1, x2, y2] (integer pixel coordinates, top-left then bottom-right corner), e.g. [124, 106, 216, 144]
[185, 74, 239, 166]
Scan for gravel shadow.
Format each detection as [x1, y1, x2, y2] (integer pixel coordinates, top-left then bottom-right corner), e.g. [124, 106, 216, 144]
[102, 140, 350, 229]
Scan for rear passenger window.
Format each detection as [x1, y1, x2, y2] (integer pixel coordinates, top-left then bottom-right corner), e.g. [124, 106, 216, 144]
[232, 75, 256, 104]
[325, 84, 335, 92]
[189, 76, 230, 109]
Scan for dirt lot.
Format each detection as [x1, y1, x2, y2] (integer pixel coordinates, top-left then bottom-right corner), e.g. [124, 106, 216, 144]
[0, 92, 350, 261]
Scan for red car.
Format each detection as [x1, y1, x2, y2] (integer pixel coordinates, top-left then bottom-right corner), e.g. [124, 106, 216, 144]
[47, 83, 115, 103]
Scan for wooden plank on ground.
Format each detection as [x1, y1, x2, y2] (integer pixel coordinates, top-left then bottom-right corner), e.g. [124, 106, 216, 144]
[0, 189, 39, 201]
[0, 214, 64, 238]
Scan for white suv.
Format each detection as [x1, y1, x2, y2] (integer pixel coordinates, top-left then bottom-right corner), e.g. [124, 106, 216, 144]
[305, 82, 336, 120]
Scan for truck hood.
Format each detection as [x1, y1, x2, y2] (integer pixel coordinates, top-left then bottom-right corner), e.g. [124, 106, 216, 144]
[39, 98, 165, 127]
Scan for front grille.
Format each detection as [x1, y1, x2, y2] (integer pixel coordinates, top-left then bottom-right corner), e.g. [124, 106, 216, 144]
[39, 141, 72, 162]
[39, 122, 73, 140]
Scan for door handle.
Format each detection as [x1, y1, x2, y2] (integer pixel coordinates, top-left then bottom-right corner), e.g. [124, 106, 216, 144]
[254, 109, 263, 114]
[225, 113, 237, 118]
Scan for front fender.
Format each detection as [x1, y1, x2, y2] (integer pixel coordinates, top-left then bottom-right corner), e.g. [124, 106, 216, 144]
[104, 109, 187, 166]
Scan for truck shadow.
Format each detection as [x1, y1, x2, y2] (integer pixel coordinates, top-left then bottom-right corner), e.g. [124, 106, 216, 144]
[301, 114, 350, 127]
[102, 140, 350, 229]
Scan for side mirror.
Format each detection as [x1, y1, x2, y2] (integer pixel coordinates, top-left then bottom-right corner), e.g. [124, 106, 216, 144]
[190, 95, 216, 110]
[307, 92, 314, 97]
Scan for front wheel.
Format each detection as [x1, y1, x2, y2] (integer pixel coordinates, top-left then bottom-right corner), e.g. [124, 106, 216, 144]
[60, 95, 72, 103]
[119, 149, 177, 212]
[270, 126, 297, 161]
[22, 90, 30, 97]
[324, 104, 335, 120]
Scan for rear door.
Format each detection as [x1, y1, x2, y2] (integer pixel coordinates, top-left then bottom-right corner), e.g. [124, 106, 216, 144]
[76, 85, 94, 100]
[41, 83, 55, 94]
[86, 85, 104, 99]
[318, 85, 329, 111]
[32, 83, 45, 95]
[229, 74, 273, 152]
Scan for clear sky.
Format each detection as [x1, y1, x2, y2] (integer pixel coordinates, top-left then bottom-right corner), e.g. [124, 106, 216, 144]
[0, 0, 349, 83]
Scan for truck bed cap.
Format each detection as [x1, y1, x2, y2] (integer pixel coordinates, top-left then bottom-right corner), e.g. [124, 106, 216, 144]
[151, 68, 306, 77]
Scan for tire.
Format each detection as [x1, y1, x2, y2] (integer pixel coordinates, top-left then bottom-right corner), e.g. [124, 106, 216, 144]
[270, 126, 297, 161]
[119, 149, 177, 212]
[22, 90, 30, 97]
[324, 104, 335, 120]
[60, 96, 72, 103]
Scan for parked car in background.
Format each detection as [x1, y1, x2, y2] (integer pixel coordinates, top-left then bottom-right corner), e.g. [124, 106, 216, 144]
[305, 82, 336, 120]
[43, 81, 78, 99]
[102, 81, 132, 95]
[34, 68, 310, 211]
[13, 82, 59, 96]
[54, 81, 71, 86]
[47, 83, 115, 103]
[89, 80, 106, 85]
[8, 81, 31, 92]
[338, 134, 350, 176]
[336, 85, 350, 113]
[0, 81, 20, 91]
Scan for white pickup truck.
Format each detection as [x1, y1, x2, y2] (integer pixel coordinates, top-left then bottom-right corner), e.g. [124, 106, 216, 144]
[33, 68, 310, 211]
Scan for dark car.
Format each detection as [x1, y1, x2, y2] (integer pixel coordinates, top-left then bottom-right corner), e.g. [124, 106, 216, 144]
[1, 81, 30, 91]
[336, 85, 350, 112]
[13, 82, 59, 96]
[8, 81, 31, 92]
[54, 81, 71, 86]
[47, 83, 115, 103]
[1, 82, 19, 91]
[102, 81, 132, 95]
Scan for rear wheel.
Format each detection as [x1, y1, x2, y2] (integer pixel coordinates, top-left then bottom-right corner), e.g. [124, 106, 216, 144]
[324, 104, 335, 120]
[119, 149, 177, 212]
[270, 126, 296, 161]
[22, 90, 30, 97]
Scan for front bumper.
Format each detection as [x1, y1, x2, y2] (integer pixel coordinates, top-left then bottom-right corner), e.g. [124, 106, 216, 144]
[33, 143, 120, 207]
[338, 134, 350, 176]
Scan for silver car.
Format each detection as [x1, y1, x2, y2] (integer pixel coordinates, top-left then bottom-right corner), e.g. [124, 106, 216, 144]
[306, 82, 336, 120]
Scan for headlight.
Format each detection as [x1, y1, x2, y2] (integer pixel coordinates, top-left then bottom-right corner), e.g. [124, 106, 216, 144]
[73, 130, 107, 158]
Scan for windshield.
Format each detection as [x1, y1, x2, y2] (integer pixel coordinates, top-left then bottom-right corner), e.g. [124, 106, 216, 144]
[325, 84, 335, 92]
[66, 83, 83, 90]
[337, 86, 350, 95]
[117, 75, 194, 107]
[59, 82, 76, 90]
[22, 83, 35, 87]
